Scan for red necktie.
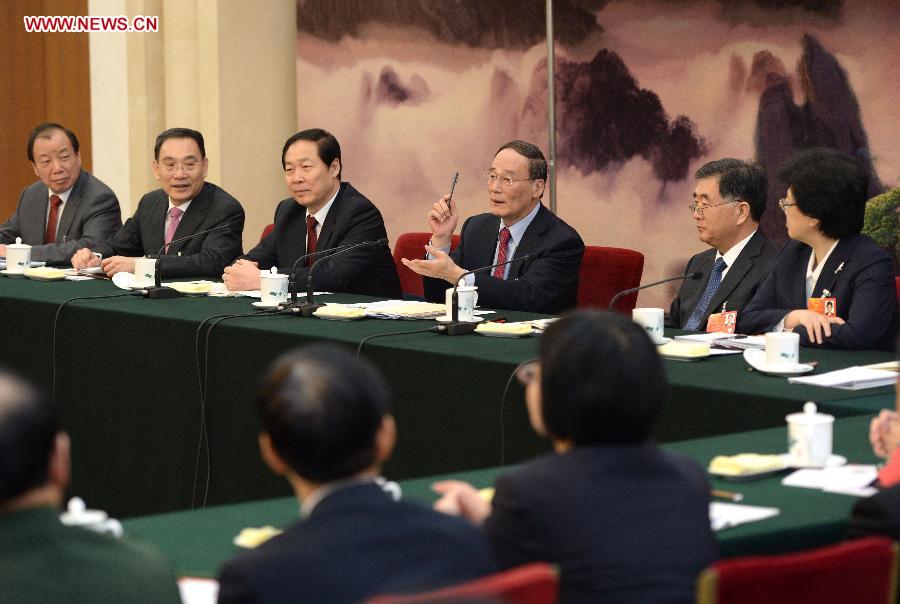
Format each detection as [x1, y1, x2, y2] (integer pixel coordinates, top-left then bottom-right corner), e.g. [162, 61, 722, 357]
[44, 195, 63, 244]
[492, 227, 511, 278]
[305, 215, 318, 267]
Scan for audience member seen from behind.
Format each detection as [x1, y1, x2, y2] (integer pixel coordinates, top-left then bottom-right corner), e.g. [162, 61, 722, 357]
[216, 345, 496, 603]
[740, 148, 897, 350]
[849, 340, 900, 538]
[433, 311, 717, 602]
[0, 370, 179, 603]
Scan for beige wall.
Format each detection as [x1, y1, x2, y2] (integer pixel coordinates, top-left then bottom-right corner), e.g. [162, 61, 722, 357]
[89, 0, 296, 251]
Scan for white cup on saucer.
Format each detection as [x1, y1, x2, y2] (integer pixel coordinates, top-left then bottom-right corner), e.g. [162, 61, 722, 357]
[445, 286, 478, 322]
[766, 332, 799, 366]
[59, 497, 123, 538]
[786, 401, 834, 466]
[6, 237, 32, 274]
[133, 257, 157, 287]
[632, 308, 665, 344]
[260, 268, 289, 306]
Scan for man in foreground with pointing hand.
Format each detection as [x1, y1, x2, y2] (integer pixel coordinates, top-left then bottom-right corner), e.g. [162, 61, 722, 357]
[403, 140, 583, 314]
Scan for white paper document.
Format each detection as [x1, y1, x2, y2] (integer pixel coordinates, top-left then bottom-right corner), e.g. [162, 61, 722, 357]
[788, 366, 895, 390]
[781, 464, 878, 497]
[178, 578, 218, 604]
[709, 502, 780, 531]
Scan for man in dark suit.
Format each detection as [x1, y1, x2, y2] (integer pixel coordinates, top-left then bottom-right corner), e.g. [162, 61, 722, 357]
[216, 344, 496, 603]
[0, 369, 180, 602]
[0, 123, 121, 265]
[403, 140, 584, 315]
[668, 158, 778, 330]
[740, 148, 897, 350]
[433, 312, 717, 602]
[223, 129, 400, 298]
[70, 128, 244, 278]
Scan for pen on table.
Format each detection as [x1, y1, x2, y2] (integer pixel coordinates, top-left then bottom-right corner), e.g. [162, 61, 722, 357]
[711, 489, 743, 502]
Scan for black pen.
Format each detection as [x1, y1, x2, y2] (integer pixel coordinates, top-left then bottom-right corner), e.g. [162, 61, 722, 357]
[447, 172, 459, 206]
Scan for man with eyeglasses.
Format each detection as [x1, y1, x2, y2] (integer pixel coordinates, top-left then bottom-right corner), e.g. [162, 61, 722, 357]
[403, 140, 584, 314]
[0, 123, 122, 265]
[667, 158, 778, 331]
[71, 128, 244, 278]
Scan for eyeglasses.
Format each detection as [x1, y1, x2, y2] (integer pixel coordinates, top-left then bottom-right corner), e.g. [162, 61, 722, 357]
[515, 359, 540, 385]
[159, 161, 202, 175]
[688, 199, 740, 217]
[778, 198, 796, 211]
[484, 171, 533, 187]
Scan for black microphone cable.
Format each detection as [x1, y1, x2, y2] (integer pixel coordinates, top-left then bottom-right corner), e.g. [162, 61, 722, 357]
[356, 326, 441, 357]
[51, 292, 142, 401]
[498, 359, 533, 468]
[191, 306, 292, 509]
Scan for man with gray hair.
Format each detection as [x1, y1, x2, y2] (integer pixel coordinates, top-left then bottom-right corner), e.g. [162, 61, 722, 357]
[668, 158, 778, 330]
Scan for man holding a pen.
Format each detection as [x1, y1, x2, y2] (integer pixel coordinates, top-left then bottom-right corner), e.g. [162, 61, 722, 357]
[403, 140, 584, 315]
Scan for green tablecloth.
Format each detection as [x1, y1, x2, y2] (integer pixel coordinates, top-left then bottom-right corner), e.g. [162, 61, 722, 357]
[0, 276, 892, 517]
[123, 415, 881, 578]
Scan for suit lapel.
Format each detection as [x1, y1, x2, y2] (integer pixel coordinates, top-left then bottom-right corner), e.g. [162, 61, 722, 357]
[168, 184, 210, 254]
[683, 251, 715, 318]
[146, 194, 169, 255]
[812, 236, 860, 298]
[505, 203, 548, 278]
[56, 172, 87, 240]
[708, 231, 762, 313]
[469, 215, 502, 270]
[792, 244, 811, 306]
[315, 183, 346, 253]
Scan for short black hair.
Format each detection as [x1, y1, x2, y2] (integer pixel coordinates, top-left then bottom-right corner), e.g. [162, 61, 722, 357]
[778, 147, 869, 239]
[695, 158, 767, 222]
[539, 311, 664, 445]
[154, 128, 206, 160]
[256, 344, 390, 483]
[0, 370, 58, 503]
[27, 123, 79, 163]
[495, 140, 548, 181]
[281, 128, 342, 178]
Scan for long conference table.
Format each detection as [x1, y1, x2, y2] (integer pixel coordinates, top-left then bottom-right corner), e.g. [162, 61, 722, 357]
[123, 415, 881, 577]
[0, 276, 893, 518]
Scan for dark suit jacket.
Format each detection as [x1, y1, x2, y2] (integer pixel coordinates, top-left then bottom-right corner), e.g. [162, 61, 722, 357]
[422, 204, 584, 314]
[217, 483, 496, 603]
[667, 229, 778, 329]
[0, 171, 122, 265]
[848, 485, 900, 541]
[740, 234, 898, 350]
[0, 506, 180, 603]
[243, 182, 401, 298]
[483, 444, 718, 603]
[92, 182, 244, 279]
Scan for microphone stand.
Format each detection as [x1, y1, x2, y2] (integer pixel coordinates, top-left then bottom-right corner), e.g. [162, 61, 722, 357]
[297, 239, 388, 317]
[607, 271, 702, 311]
[442, 255, 531, 336]
[139, 222, 232, 299]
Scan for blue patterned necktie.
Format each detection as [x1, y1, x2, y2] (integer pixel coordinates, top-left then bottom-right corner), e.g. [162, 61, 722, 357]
[684, 257, 727, 331]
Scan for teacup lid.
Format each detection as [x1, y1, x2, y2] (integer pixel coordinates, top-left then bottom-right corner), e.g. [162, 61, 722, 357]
[59, 496, 108, 526]
[786, 401, 834, 424]
[6, 237, 30, 249]
[263, 267, 286, 278]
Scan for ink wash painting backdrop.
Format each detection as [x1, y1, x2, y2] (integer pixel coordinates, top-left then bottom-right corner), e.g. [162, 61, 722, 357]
[294, 0, 899, 308]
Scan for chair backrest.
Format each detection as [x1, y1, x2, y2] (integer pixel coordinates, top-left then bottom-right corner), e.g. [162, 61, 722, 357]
[577, 246, 645, 312]
[696, 537, 898, 604]
[368, 562, 558, 604]
[260, 223, 274, 242]
[392, 232, 460, 299]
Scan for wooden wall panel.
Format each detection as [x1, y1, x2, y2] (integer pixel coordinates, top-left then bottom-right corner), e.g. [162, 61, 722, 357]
[0, 0, 91, 225]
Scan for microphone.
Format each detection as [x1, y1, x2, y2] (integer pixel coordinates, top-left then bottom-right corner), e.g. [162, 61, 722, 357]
[442, 255, 531, 336]
[284, 238, 389, 316]
[284, 239, 382, 306]
[138, 222, 233, 298]
[607, 271, 702, 311]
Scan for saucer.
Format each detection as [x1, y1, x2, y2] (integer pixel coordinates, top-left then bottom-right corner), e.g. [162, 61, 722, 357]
[435, 316, 484, 324]
[252, 301, 280, 309]
[743, 349, 814, 376]
[0, 269, 27, 278]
